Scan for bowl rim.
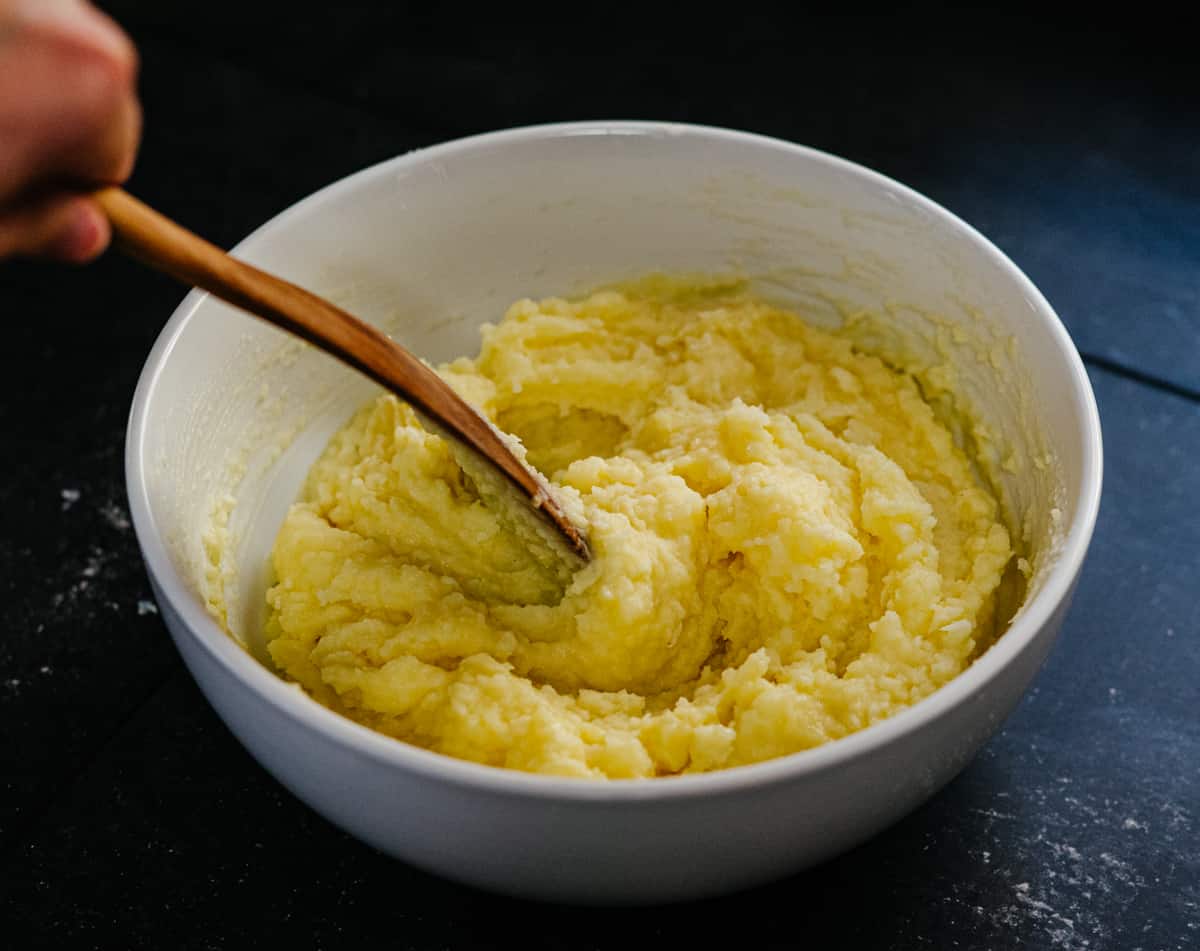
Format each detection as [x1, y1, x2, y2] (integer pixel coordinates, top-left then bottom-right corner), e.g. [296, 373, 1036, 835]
[126, 120, 1103, 802]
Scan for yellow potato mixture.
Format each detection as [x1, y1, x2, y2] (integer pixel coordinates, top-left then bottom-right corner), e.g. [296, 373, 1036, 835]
[265, 282, 1013, 778]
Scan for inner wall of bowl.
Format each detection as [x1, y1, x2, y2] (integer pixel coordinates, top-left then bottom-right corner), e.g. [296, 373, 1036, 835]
[138, 126, 1079, 662]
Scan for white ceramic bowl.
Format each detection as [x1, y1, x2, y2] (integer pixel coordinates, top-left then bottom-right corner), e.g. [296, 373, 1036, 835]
[126, 122, 1102, 903]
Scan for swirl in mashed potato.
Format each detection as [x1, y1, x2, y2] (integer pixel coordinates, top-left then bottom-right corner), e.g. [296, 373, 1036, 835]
[265, 281, 1012, 778]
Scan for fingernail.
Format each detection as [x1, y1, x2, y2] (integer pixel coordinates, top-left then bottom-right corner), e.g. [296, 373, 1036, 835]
[17, 0, 135, 65]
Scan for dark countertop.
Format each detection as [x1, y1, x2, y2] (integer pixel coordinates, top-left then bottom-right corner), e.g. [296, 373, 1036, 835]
[2, 7, 1196, 949]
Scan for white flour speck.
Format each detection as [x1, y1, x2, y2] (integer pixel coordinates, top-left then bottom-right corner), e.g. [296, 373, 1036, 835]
[1003, 881, 1086, 950]
[1160, 801, 1191, 831]
[972, 807, 1017, 821]
[137, 599, 159, 616]
[60, 488, 81, 511]
[1049, 842, 1083, 862]
[100, 500, 132, 532]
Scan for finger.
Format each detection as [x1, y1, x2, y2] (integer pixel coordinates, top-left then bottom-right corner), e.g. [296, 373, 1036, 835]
[12, 0, 138, 73]
[32, 0, 141, 185]
[0, 193, 111, 262]
[63, 78, 142, 184]
[0, 2, 140, 201]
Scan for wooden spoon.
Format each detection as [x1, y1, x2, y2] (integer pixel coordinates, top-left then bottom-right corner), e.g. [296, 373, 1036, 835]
[96, 187, 590, 563]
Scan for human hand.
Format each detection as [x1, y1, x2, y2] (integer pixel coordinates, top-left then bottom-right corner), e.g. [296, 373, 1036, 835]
[0, 0, 140, 262]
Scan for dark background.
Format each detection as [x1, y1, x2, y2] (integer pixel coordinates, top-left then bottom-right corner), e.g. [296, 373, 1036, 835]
[2, 5, 1197, 948]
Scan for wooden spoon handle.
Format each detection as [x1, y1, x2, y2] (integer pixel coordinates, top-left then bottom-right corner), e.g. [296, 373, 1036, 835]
[96, 187, 590, 561]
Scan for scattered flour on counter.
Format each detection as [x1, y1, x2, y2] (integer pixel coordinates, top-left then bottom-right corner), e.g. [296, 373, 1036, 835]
[953, 779, 1176, 950]
[50, 546, 120, 617]
[1009, 882, 1082, 950]
[81, 553, 102, 579]
[99, 499, 132, 532]
[1160, 801, 1191, 831]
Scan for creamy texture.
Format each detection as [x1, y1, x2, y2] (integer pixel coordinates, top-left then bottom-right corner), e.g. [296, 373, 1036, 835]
[265, 281, 1013, 778]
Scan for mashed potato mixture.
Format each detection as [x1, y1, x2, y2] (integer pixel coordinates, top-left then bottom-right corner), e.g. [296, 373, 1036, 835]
[265, 281, 1013, 778]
